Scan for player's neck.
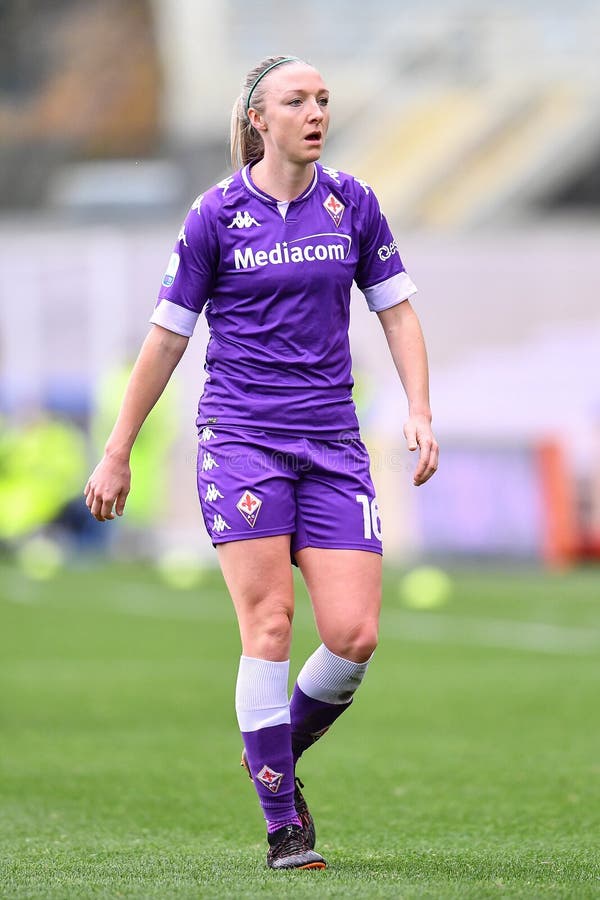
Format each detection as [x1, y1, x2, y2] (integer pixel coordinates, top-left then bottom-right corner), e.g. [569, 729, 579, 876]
[250, 158, 315, 203]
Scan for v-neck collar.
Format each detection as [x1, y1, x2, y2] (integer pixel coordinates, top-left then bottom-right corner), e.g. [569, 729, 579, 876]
[241, 164, 319, 207]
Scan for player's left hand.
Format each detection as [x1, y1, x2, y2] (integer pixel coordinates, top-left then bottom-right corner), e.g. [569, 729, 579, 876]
[404, 415, 439, 486]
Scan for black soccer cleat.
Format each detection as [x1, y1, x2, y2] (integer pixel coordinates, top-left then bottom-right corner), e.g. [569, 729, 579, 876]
[267, 823, 326, 870]
[294, 776, 316, 850]
[240, 749, 316, 850]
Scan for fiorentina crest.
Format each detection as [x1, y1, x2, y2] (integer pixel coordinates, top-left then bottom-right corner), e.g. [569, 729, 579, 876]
[323, 192, 345, 227]
[256, 764, 284, 793]
[236, 489, 262, 527]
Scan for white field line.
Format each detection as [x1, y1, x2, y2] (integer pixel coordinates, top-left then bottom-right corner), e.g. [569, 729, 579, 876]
[77, 591, 600, 655]
[381, 610, 600, 656]
[4, 573, 600, 656]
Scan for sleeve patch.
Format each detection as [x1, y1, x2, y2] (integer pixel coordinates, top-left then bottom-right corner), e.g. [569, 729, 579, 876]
[162, 252, 180, 287]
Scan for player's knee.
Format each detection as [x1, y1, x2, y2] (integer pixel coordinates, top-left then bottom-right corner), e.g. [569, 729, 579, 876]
[349, 629, 378, 663]
[262, 609, 293, 645]
[329, 622, 378, 663]
[244, 604, 293, 658]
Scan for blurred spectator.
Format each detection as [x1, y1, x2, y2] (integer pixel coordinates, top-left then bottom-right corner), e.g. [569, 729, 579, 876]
[0, 414, 87, 541]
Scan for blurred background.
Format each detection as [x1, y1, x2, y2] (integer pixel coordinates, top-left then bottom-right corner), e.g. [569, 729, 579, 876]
[1, 0, 599, 578]
[3, 9, 600, 892]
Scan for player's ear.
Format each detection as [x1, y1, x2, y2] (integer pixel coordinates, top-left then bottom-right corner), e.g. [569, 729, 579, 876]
[249, 110, 267, 131]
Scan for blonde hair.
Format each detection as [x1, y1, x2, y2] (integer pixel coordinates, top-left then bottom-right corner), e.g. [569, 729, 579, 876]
[230, 55, 307, 170]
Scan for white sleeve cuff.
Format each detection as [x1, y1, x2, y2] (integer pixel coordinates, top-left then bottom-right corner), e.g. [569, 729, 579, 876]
[150, 299, 199, 336]
[362, 270, 418, 312]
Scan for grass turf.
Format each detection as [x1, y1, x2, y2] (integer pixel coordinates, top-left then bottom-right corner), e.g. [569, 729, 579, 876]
[1, 560, 600, 898]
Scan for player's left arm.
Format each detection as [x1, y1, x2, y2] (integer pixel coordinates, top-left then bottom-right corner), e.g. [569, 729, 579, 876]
[377, 300, 439, 486]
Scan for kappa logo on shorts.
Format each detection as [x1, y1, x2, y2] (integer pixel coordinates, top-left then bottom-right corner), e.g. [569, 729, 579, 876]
[323, 192, 345, 227]
[205, 483, 224, 502]
[200, 426, 216, 442]
[212, 514, 231, 533]
[201, 452, 219, 471]
[256, 764, 284, 794]
[236, 490, 262, 528]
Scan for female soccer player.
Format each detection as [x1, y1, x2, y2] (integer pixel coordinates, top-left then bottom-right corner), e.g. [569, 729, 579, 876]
[85, 55, 438, 870]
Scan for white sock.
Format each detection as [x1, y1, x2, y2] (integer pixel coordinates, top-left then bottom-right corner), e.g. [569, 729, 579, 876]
[296, 644, 372, 705]
[235, 656, 291, 732]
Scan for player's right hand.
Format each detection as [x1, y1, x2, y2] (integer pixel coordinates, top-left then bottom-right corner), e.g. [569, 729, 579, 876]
[404, 414, 439, 486]
[84, 455, 131, 522]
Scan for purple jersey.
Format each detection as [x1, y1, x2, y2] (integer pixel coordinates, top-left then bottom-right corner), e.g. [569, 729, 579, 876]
[151, 163, 417, 435]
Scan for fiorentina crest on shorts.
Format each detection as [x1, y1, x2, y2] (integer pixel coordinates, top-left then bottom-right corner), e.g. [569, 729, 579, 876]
[236, 489, 262, 527]
[323, 192, 345, 227]
[256, 764, 284, 794]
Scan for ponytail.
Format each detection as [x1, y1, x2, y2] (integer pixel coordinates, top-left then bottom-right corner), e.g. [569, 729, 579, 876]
[230, 92, 264, 170]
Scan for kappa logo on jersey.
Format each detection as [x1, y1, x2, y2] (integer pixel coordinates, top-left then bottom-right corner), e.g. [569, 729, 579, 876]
[256, 764, 284, 794]
[322, 166, 341, 184]
[354, 177, 371, 195]
[217, 176, 234, 197]
[200, 426, 216, 442]
[178, 224, 188, 247]
[205, 483, 224, 502]
[212, 514, 231, 533]
[233, 233, 352, 270]
[201, 451, 219, 471]
[191, 193, 203, 215]
[227, 210, 262, 229]
[236, 490, 262, 527]
[377, 239, 398, 261]
[162, 252, 180, 287]
[323, 192, 345, 227]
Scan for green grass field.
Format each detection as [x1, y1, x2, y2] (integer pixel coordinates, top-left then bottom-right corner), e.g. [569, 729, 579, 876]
[1, 559, 600, 898]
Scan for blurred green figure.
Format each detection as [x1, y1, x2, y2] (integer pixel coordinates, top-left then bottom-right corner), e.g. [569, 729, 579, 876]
[92, 362, 179, 525]
[0, 415, 87, 540]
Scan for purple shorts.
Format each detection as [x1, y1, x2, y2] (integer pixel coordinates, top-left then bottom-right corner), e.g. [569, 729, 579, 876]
[196, 425, 383, 557]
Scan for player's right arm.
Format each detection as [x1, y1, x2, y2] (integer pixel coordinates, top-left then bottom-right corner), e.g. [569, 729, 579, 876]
[84, 324, 188, 522]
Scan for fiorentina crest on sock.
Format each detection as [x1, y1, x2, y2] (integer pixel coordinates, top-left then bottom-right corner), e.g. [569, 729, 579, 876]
[256, 764, 284, 794]
[236, 489, 262, 527]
